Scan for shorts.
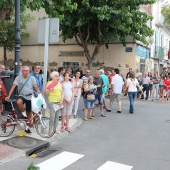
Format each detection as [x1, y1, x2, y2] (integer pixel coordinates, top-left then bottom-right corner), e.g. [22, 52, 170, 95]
[149, 84, 153, 90]
[163, 89, 170, 93]
[159, 85, 164, 89]
[97, 94, 104, 105]
[61, 101, 73, 115]
[84, 98, 95, 109]
[110, 93, 122, 102]
[17, 96, 31, 112]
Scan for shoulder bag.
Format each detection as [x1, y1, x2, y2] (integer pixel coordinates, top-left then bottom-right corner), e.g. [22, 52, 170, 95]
[18, 76, 31, 95]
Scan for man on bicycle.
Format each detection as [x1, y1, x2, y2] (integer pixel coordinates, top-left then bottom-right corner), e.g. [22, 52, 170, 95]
[5, 66, 41, 133]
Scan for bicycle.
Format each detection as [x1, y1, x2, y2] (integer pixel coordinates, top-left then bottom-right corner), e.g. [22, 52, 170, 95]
[0, 99, 55, 138]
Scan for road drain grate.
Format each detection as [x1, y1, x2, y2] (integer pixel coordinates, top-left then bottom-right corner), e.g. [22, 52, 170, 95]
[29, 147, 58, 158]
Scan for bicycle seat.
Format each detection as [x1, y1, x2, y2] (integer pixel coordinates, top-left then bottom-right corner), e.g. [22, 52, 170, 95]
[7, 99, 16, 103]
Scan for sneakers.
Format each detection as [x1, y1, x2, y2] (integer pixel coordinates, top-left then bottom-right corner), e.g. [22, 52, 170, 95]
[129, 110, 134, 114]
[20, 116, 28, 120]
[25, 129, 32, 133]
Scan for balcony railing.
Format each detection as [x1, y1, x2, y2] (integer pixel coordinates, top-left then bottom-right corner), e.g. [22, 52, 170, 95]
[155, 13, 165, 28]
[154, 46, 164, 59]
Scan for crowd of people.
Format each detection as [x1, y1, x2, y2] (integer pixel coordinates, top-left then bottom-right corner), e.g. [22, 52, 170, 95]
[0, 62, 169, 134]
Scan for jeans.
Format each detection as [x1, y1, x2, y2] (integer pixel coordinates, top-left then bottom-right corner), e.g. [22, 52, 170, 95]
[141, 84, 149, 99]
[152, 84, 159, 99]
[128, 92, 137, 111]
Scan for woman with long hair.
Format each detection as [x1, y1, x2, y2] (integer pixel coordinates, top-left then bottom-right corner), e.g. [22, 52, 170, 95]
[61, 73, 74, 132]
[126, 71, 139, 114]
[72, 71, 83, 118]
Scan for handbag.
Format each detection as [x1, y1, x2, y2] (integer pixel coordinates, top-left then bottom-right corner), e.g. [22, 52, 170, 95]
[87, 94, 95, 101]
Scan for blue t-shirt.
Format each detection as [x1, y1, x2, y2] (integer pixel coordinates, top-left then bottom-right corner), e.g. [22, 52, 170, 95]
[100, 74, 109, 93]
[30, 71, 43, 93]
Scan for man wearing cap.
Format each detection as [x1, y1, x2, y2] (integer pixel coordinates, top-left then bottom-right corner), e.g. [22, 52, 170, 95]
[106, 68, 124, 113]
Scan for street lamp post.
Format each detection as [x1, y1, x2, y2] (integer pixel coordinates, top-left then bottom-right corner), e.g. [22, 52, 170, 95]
[14, 0, 20, 78]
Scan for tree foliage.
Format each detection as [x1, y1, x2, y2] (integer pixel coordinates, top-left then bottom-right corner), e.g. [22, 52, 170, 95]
[0, 13, 34, 65]
[0, 0, 77, 20]
[162, 5, 170, 26]
[47, 0, 155, 69]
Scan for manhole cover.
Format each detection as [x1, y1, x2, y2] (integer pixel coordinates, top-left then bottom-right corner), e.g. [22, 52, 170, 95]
[7, 137, 37, 148]
[167, 120, 170, 123]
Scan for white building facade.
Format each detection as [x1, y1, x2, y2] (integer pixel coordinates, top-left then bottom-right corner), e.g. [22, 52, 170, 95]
[150, 0, 170, 74]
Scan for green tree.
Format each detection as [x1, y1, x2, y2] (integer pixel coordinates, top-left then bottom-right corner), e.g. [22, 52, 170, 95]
[162, 5, 170, 26]
[47, 0, 155, 70]
[0, 13, 34, 66]
[0, 0, 77, 20]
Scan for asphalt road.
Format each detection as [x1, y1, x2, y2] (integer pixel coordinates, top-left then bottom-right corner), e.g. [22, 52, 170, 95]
[1, 97, 170, 170]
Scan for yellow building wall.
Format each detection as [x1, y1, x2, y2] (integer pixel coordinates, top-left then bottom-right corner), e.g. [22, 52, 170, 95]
[0, 43, 136, 77]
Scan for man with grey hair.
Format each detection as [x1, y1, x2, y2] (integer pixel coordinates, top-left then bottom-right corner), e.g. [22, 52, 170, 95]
[6, 66, 41, 133]
[30, 63, 43, 93]
[94, 70, 106, 117]
[0, 64, 5, 72]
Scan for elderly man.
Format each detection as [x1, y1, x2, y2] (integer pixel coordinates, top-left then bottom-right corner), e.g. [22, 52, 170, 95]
[0, 64, 5, 72]
[30, 63, 43, 93]
[6, 66, 40, 133]
[94, 70, 106, 117]
[107, 68, 124, 113]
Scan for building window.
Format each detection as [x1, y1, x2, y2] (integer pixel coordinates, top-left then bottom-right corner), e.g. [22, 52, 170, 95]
[63, 62, 79, 73]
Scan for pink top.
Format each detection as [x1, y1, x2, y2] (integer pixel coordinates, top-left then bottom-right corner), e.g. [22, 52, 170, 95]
[73, 79, 82, 96]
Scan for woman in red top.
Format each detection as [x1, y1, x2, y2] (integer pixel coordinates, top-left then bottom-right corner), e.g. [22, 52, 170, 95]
[162, 75, 170, 102]
[0, 79, 7, 111]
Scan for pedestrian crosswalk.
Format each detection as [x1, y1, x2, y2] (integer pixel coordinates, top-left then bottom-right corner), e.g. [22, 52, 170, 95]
[97, 161, 133, 170]
[37, 151, 133, 170]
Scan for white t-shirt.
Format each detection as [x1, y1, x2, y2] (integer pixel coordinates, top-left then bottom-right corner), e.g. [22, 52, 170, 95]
[62, 81, 73, 100]
[111, 74, 124, 94]
[127, 78, 138, 92]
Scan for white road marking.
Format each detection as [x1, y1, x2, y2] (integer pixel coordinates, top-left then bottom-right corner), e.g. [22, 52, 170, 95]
[97, 161, 133, 170]
[37, 151, 84, 170]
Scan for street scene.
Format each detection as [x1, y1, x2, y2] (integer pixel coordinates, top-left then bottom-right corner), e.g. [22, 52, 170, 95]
[1, 0, 170, 170]
[0, 98, 170, 170]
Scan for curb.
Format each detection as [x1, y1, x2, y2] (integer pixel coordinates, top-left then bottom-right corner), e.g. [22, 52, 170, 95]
[48, 117, 83, 146]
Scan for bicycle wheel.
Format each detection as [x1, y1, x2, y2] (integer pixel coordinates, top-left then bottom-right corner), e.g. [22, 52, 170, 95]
[0, 115, 15, 137]
[35, 117, 55, 138]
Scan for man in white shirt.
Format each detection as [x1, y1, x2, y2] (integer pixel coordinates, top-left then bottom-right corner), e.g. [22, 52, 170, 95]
[106, 68, 124, 113]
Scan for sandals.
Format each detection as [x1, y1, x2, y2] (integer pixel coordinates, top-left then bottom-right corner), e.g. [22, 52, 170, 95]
[84, 118, 88, 121]
[89, 117, 95, 120]
[60, 127, 65, 132]
[65, 127, 71, 132]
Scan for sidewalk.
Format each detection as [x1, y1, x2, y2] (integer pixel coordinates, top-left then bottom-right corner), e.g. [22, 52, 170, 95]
[0, 116, 82, 164]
